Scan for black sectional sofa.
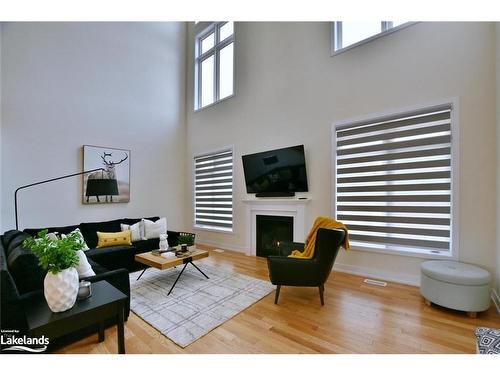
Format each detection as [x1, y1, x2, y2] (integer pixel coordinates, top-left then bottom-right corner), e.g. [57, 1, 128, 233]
[0, 216, 184, 349]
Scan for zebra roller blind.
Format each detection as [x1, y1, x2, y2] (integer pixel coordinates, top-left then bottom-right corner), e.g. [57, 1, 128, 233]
[194, 148, 233, 232]
[335, 104, 453, 254]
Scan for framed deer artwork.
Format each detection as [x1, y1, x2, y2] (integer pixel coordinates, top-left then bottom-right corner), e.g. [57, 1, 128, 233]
[82, 145, 131, 204]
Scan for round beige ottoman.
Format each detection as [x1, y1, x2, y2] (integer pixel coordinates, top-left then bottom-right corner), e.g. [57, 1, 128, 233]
[420, 260, 491, 318]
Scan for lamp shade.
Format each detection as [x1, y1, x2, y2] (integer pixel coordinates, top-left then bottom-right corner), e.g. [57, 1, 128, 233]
[85, 179, 119, 197]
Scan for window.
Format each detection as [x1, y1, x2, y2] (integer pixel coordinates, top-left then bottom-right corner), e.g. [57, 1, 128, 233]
[331, 21, 413, 55]
[194, 148, 234, 232]
[333, 104, 456, 258]
[194, 22, 234, 110]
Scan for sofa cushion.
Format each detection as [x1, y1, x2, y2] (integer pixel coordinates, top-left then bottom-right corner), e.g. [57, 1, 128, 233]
[96, 231, 132, 248]
[121, 216, 159, 226]
[120, 217, 160, 243]
[87, 258, 108, 275]
[143, 217, 167, 240]
[75, 250, 96, 278]
[61, 228, 89, 250]
[24, 224, 79, 237]
[1, 248, 29, 331]
[79, 219, 122, 249]
[120, 222, 143, 242]
[7, 245, 45, 295]
[85, 245, 137, 271]
[1, 240, 9, 272]
[132, 238, 160, 253]
[86, 244, 136, 258]
[6, 232, 31, 257]
[2, 230, 25, 249]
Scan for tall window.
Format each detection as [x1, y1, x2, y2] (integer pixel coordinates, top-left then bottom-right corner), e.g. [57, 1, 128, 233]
[194, 22, 234, 110]
[194, 148, 233, 232]
[332, 21, 412, 54]
[333, 104, 456, 257]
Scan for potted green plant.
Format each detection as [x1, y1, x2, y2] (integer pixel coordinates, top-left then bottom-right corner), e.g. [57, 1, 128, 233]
[23, 229, 85, 312]
[177, 233, 195, 250]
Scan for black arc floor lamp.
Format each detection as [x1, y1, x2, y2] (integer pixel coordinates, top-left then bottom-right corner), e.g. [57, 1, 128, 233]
[14, 168, 106, 230]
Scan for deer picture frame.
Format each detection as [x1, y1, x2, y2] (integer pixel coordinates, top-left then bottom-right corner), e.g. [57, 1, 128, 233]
[82, 145, 131, 204]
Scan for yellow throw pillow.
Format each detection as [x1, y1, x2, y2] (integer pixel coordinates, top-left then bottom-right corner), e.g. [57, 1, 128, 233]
[96, 230, 132, 248]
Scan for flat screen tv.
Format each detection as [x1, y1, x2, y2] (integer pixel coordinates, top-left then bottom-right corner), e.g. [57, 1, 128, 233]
[242, 145, 308, 196]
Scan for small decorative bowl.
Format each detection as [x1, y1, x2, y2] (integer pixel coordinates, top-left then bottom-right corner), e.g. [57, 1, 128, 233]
[77, 281, 92, 300]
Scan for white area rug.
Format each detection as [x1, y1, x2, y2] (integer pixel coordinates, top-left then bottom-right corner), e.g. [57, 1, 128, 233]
[129, 262, 274, 347]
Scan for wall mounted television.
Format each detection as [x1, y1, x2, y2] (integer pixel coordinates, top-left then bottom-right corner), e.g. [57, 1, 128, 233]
[242, 144, 308, 197]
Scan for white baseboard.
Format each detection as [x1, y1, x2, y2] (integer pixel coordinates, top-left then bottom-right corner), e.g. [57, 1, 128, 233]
[333, 263, 420, 286]
[191, 242, 500, 311]
[198, 242, 421, 285]
[492, 289, 500, 314]
[197, 240, 249, 255]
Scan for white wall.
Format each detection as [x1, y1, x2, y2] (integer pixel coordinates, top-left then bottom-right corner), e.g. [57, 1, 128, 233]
[186, 22, 498, 286]
[1, 22, 187, 231]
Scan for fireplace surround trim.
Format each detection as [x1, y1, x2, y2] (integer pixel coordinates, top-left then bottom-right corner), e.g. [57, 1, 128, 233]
[243, 198, 311, 256]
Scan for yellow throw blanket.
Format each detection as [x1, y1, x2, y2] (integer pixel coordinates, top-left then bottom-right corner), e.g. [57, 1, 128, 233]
[288, 216, 349, 259]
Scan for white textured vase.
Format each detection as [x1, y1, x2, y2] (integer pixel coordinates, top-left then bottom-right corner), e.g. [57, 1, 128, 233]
[44, 267, 79, 313]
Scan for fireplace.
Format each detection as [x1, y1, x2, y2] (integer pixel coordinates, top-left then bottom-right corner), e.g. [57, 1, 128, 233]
[256, 215, 294, 257]
[243, 197, 310, 256]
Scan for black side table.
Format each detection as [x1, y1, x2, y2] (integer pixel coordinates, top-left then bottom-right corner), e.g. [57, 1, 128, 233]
[23, 280, 127, 354]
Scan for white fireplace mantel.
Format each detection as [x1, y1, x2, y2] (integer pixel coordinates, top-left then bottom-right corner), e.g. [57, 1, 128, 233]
[242, 198, 311, 256]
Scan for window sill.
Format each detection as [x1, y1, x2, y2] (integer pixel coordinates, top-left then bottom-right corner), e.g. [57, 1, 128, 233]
[348, 243, 456, 261]
[194, 93, 235, 113]
[194, 224, 234, 234]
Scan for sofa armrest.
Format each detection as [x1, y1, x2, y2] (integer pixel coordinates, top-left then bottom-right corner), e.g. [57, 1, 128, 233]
[82, 268, 130, 318]
[1, 271, 31, 332]
[167, 230, 179, 247]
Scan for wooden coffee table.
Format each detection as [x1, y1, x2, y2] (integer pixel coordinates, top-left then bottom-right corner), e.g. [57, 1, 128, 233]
[134, 248, 210, 295]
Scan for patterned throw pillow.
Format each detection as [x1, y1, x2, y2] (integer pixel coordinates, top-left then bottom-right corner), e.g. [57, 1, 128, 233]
[46, 232, 60, 241]
[475, 327, 500, 354]
[96, 230, 132, 248]
[61, 228, 89, 251]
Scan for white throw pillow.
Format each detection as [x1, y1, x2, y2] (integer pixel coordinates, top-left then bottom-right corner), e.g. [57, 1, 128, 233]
[61, 228, 89, 251]
[75, 250, 96, 278]
[142, 217, 167, 240]
[121, 222, 143, 242]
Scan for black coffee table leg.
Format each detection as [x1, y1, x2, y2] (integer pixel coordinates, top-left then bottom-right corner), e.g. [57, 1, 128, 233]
[98, 322, 105, 342]
[167, 263, 188, 295]
[190, 261, 209, 279]
[136, 268, 147, 281]
[117, 307, 125, 354]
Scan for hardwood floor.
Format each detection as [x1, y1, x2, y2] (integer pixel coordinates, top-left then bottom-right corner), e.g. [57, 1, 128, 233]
[56, 246, 500, 354]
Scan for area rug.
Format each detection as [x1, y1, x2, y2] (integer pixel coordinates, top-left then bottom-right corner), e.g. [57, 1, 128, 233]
[129, 262, 274, 347]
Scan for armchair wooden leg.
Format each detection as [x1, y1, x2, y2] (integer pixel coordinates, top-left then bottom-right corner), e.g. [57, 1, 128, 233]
[319, 284, 325, 306]
[274, 285, 281, 304]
